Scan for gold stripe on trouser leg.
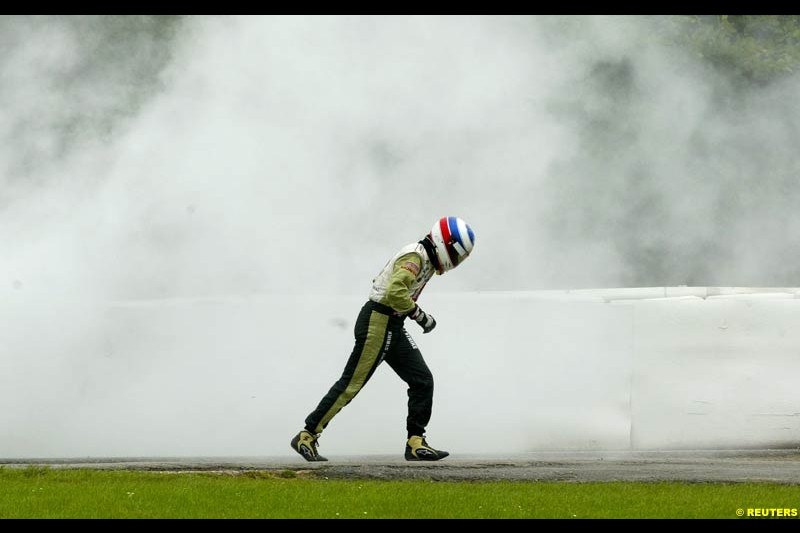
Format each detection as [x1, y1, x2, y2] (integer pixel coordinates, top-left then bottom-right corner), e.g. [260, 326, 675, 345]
[314, 311, 389, 434]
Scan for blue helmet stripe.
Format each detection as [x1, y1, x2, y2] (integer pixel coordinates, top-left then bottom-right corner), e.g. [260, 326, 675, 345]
[448, 216, 462, 247]
[467, 225, 475, 245]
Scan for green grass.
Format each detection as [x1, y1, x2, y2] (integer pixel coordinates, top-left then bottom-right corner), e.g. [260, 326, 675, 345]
[0, 467, 797, 518]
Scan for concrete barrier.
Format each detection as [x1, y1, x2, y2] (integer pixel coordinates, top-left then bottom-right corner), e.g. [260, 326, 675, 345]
[1, 288, 798, 456]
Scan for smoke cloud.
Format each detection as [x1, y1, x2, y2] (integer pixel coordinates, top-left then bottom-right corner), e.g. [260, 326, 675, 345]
[2, 15, 798, 456]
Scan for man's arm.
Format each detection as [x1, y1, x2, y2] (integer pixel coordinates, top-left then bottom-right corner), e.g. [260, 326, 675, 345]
[383, 253, 437, 333]
[383, 252, 422, 314]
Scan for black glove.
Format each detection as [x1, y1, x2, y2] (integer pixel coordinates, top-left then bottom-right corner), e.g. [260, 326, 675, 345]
[409, 305, 436, 334]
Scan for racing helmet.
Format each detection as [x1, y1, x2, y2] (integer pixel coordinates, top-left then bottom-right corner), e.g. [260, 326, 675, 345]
[428, 216, 475, 274]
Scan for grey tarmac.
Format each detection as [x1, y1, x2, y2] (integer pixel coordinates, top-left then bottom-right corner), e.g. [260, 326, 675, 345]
[3, 450, 800, 483]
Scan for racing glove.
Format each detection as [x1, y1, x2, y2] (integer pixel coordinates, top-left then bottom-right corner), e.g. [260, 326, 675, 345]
[409, 305, 436, 334]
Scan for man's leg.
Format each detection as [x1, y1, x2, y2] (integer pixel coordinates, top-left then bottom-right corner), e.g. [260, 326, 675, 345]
[385, 328, 448, 460]
[304, 305, 393, 435]
[384, 328, 434, 439]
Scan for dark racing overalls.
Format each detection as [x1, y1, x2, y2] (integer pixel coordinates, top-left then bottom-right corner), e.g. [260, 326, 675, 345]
[304, 240, 438, 438]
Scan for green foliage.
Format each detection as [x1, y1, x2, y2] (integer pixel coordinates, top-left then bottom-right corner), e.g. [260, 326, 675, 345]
[539, 15, 800, 287]
[652, 15, 800, 84]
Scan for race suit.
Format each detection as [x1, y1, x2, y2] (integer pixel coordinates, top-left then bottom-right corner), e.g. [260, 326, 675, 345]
[304, 241, 438, 438]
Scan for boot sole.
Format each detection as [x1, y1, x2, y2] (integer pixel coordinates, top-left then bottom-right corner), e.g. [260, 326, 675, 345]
[405, 451, 449, 461]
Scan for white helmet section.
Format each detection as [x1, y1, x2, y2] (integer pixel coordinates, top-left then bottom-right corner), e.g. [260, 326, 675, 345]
[429, 216, 475, 273]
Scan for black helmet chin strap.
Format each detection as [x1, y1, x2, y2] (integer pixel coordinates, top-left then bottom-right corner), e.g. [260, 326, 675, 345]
[419, 236, 441, 272]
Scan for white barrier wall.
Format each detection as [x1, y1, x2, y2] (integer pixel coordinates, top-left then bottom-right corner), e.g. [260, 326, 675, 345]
[1, 288, 799, 457]
[631, 296, 800, 449]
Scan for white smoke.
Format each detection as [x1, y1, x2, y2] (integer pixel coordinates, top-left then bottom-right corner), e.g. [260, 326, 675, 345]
[2, 15, 798, 456]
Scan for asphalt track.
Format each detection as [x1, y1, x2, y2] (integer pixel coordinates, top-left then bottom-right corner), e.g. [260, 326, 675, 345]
[3, 450, 800, 483]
